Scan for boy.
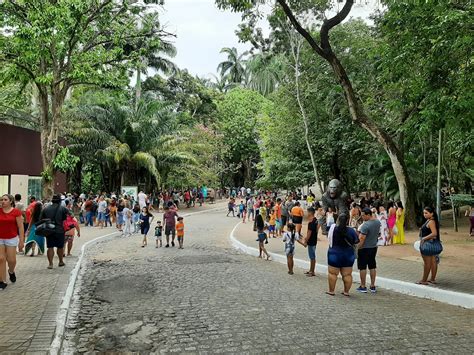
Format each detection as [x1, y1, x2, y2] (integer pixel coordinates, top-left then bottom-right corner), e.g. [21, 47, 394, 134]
[176, 217, 185, 249]
[268, 208, 277, 238]
[239, 200, 246, 222]
[155, 221, 163, 248]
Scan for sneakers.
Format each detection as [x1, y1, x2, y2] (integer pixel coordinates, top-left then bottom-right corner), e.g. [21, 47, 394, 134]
[8, 272, 16, 283]
[370, 286, 377, 293]
[165, 244, 169, 248]
[0, 282, 7, 290]
[171, 241, 175, 247]
[356, 286, 368, 293]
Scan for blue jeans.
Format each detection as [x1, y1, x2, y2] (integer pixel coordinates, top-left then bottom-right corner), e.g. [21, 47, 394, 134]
[307, 245, 317, 261]
[86, 211, 94, 226]
[79, 212, 84, 224]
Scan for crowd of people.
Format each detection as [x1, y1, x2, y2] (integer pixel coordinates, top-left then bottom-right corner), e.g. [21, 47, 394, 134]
[226, 189, 444, 296]
[0, 186, 220, 290]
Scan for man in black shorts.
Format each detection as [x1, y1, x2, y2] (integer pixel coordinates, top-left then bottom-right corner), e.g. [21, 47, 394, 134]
[41, 194, 68, 269]
[357, 208, 381, 293]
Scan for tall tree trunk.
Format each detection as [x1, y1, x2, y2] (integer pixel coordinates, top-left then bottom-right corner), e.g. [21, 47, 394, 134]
[277, 0, 416, 228]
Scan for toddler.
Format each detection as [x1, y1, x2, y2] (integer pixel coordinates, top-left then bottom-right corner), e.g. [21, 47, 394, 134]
[155, 221, 163, 248]
[176, 217, 185, 249]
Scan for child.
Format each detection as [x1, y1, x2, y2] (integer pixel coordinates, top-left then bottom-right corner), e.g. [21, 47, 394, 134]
[239, 200, 246, 222]
[326, 207, 335, 227]
[155, 221, 163, 248]
[176, 217, 185, 249]
[226, 198, 235, 217]
[140, 207, 154, 248]
[268, 208, 277, 238]
[282, 223, 304, 275]
[255, 214, 270, 260]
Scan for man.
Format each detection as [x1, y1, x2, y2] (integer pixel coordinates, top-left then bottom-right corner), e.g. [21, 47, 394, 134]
[274, 198, 283, 236]
[84, 197, 93, 226]
[138, 190, 147, 209]
[357, 208, 381, 293]
[303, 207, 319, 277]
[96, 196, 107, 228]
[163, 206, 179, 248]
[40, 194, 68, 269]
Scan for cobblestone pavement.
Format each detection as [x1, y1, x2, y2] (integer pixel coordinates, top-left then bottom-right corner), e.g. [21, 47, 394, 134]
[0, 201, 226, 354]
[234, 221, 474, 295]
[64, 210, 474, 353]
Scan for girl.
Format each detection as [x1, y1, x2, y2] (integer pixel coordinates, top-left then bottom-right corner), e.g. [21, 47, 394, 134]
[64, 211, 80, 257]
[394, 201, 405, 244]
[282, 223, 304, 275]
[140, 207, 154, 247]
[326, 207, 335, 227]
[255, 214, 270, 260]
[376, 206, 388, 246]
[24, 202, 45, 256]
[132, 202, 141, 234]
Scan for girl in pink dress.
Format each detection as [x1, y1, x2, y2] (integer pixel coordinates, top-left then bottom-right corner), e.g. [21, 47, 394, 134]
[387, 201, 397, 245]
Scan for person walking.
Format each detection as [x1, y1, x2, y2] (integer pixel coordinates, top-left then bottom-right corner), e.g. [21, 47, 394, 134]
[132, 202, 141, 234]
[246, 196, 255, 222]
[123, 202, 132, 237]
[256, 214, 270, 260]
[176, 217, 185, 249]
[163, 205, 179, 248]
[140, 207, 154, 247]
[96, 195, 107, 229]
[303, 207, 319, 277]
[326, 215, 359, 296]
[393, 201, 405, 244]
[41, 194, 68, 269]
[64, 211, 80, 256]
[0, 194, 25, 290]
[356, 208, 381, 293]
[417, 206, 442, 285]
[387, 201, 397, 245]
[24, 201, 45, 256]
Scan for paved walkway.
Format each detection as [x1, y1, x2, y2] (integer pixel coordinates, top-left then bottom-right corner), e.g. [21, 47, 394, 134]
[63, 209, 474, 353]
[0, 200, 226, 354]
[232, 219, 474, 295]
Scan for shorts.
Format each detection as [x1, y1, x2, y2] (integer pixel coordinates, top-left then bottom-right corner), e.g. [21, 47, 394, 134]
[281, 216, 288, 227]
[292, 216, 303, 224]
[155, 234, 162, 240]
[268, 225, 275, 232]
[285, 244, 295, 257]
[46, 232, 65, 249]
[357, 247, 378, 270]
[307, 245, 317, 260]
[328, 247, 355, 268]
[165, 226, 176, 237]
[65, 234, 75, 242]
[141, 225, 150, 236]
[98, 212, 106, 221]
[257, 232, 267, 243]
[177, 236, 184, 242]
[0, 236, 19, 247]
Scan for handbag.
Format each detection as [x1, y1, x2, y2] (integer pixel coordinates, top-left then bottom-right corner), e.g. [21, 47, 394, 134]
[420, 238, 443, 256]
[35, 205, 61, 237]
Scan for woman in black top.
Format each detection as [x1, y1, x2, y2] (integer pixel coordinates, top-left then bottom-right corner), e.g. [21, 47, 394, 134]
[417, 206, 440, 285]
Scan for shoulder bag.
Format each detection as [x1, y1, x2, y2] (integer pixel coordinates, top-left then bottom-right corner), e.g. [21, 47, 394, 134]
[35, 205, 61, 237]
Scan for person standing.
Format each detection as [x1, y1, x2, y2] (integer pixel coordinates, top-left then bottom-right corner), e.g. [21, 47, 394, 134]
[282, 223, 304, 275]
[96, 195, 107, 229]
[64, 211, 80, 256]
[138, 191, 147, 210]
[387, 201, 396, 245]
[140, 207, 154, 247]
[24, 201, 45, 256]
[14, 194, 26, 253]
[274, 198, 283, 236]
[176, 217, 185, 249]
[393, 201, 405, 245]
[40, 194, 68, 269]
[84, 197, 94, 227]
[246, 196, 255, 222]
[0, 194, 25, 290]
[122, 202, 132, 237]
[303, 207, 319, 277]
[356, 208, 381, 293]
[163, 206, 179, 248]
[290, 201, 304, 234]
[417, 206, 442, 285]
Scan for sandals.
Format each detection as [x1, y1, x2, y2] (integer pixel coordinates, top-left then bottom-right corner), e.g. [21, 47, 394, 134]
[325, 291, 335, 296]
[47, 265, 53, 269]
[428, 280, 437, 284]
[416, 281, 429, 285]
[305, 273, 316, 277]
[58, 262, 65, 267]
[341, 292, 350, 297]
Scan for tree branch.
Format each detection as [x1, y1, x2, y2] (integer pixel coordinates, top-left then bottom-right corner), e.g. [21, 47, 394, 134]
[276, 0, 326, 58]
[320, 0, 354, 52]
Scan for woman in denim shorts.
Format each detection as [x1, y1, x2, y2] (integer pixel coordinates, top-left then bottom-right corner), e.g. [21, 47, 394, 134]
[0, 194, 25, 290]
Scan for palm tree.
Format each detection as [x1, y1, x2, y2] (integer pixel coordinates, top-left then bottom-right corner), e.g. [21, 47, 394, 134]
[66, 92, 181, 191]
[246, 52, 286, 96]
[217, 47, 248, 88]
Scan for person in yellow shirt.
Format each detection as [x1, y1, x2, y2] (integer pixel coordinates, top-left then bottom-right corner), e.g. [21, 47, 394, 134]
[176, 217, 185, 249]
[268, 209, 277, 238]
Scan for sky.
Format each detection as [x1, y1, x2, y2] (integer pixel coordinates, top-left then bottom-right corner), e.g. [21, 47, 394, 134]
[157, 0, 382, 79]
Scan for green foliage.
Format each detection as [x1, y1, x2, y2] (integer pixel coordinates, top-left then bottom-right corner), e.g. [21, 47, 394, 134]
[52, 147, 80, 173]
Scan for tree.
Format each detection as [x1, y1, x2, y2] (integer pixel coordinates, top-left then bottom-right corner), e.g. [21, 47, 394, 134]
[216, 0, 417, 227]
[0, 0, 171, 197]
[217, 47, 249, 89]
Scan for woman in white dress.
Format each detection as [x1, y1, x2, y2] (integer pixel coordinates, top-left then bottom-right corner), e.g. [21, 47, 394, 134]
[376, 206, 389, 246]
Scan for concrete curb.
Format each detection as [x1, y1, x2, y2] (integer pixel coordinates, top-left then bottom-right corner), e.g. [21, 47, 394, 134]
[51, 204, 227, 354]
[229, 222, 474, 309]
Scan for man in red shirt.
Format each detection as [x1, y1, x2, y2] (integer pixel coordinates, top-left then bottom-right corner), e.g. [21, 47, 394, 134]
[274, 198, 283, 236]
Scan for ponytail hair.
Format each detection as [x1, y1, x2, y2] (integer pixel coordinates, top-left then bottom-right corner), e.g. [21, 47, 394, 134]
[424, 206, 440, 238]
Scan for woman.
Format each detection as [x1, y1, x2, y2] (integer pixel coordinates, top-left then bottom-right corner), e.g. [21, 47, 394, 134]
[376, 206, 389, 246]
[140, 206, 154, 247]
[349, 203, 362, 230]
[326, 215, 359, 296]
[116, 199, 124, 231]
[24, 201, 45, 256]
[393, 201, 405, 245]
[109, 198, 117, 226]
[290, 201, 304, 234]
[0, 194, 25, 290]
[387, 201, 397, 245]
[417, 206, 441, 285]
[64, 211, 80, 257]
